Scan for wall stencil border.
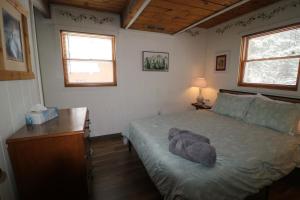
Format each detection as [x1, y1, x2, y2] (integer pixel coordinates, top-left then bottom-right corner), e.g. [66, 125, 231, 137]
[186, 29, 200, 36]
[58, 10, 114, 24]
[185, 28, 204, 37]
[216, 0, 300, 34]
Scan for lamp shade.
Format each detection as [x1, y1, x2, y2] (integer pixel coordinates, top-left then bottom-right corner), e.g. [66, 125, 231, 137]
[192, 77, 207, 88]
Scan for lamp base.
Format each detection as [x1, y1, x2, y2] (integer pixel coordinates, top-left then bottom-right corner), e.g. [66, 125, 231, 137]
[196, 96, 204, 105]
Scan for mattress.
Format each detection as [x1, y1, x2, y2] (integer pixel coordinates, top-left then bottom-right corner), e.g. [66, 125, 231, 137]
[123, 110, 300, 200]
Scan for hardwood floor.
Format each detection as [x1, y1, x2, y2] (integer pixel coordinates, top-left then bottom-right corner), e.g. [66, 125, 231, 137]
[90, 134, 300, 200]
[90, 134, 162, 200]
[268, 169, 300, 200]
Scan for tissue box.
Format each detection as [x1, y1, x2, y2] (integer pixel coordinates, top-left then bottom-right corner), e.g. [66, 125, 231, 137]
[25, 107, 59, 125]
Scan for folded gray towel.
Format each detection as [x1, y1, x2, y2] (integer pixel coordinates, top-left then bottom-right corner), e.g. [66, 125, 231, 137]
[168, 128, 210, 144]
[169, 135, 216, 167]
[168, 128, 216, 167]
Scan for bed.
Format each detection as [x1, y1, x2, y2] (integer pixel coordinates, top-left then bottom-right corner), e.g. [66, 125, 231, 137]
[123, 89, 300, 200]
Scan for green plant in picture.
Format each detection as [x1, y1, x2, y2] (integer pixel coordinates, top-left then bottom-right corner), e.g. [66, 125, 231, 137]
[145, 57, 151, 69]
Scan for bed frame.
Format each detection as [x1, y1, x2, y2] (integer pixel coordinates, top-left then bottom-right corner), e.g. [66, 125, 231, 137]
[219, 89, 300, 103]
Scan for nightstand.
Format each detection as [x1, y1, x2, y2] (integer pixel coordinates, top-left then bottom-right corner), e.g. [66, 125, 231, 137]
[191, 103, 212, 110]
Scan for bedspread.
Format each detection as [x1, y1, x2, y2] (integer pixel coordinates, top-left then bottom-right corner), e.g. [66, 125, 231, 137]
[123, 110, 300, 200]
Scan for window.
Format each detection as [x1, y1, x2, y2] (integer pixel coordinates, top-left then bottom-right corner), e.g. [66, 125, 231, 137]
[60, 31, 116, 87]
[239, 24, 300, 91]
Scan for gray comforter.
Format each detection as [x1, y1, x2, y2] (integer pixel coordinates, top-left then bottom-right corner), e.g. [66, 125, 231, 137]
[123, 110, 300, 200]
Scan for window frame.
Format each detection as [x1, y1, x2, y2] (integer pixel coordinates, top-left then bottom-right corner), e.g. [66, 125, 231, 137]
[238, 23, 300, 91]
[60, 30, 117, 87]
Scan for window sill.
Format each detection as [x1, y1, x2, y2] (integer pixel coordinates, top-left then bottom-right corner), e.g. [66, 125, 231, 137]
[64, 82, 117, 87]
[238, 82, 298, 91]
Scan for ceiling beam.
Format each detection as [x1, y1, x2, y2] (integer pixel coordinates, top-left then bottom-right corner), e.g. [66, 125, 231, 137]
[32, 0, 50, 17]
[122, 0, 151, 29]
[175, 0, 252, 34]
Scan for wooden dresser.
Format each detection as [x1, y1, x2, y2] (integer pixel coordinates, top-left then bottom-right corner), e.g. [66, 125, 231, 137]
[6, 107, 91, 200]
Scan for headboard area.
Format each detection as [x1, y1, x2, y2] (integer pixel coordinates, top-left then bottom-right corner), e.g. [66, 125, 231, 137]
[219, 89, 300, 104]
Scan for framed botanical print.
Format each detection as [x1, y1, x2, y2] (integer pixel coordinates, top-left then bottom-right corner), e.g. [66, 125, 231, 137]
[143, 51, 169, 72]
[216, 54, 226, 71]
[0, 0, 34, 80]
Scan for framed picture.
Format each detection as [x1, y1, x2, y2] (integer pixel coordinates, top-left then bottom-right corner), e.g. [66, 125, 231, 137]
[143, 51, 169, 72]
[0, 0, 34, 80]
[216, 54, 226, 71]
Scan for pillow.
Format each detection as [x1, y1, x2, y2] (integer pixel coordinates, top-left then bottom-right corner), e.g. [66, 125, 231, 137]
[256, 93, 291, 104]
[295, 104, 300, 135]
[296, 120, 300, 135]
[212, 93, 255, 119]
[255, 94, 300, 135]
[244, 97, 299, 134]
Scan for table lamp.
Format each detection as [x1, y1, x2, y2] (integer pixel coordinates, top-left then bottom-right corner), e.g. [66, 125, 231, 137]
[192, 77, 207, 105]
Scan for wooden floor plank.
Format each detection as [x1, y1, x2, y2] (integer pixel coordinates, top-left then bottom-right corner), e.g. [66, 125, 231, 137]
[90, 135, 161, 200]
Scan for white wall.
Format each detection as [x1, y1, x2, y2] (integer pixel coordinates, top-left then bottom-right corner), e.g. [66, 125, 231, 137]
[203, 0, 300, 103]
[0, 0, 41, 199]
[35, 5, 207, 136]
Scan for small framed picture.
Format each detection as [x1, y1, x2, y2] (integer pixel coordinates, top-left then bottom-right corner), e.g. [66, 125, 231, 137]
[143, 51, 169, 72]
[215, 54, 227, 71]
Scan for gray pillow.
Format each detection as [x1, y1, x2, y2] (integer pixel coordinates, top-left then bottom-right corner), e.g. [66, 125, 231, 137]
[212, 93, 255, 119]
[294, 104, 300, 135]
[244, 98, 299, 133]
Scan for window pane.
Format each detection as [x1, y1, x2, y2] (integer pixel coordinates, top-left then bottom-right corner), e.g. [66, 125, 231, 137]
[67, 60, 114, 83]
[243, 58, 299, 85]
[64, 33, 113, 60]
[248, 27, 300, 60]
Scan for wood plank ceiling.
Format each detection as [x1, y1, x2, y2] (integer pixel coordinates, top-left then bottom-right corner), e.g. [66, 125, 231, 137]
[197, 0, 281, 28]
[49, 0, 129, 13]
[130, 0, 240, 33]
[48, 0, 282, 34]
